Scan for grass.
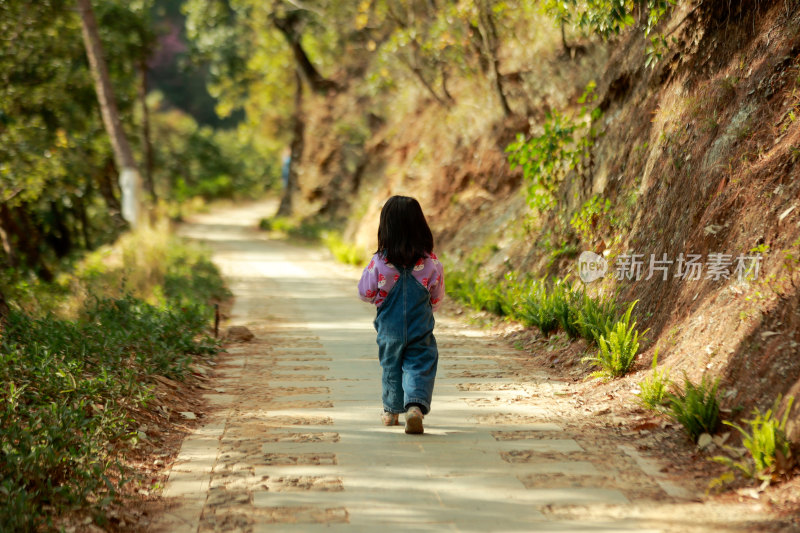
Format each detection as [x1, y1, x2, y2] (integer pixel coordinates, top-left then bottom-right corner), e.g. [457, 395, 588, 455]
[667, 374, 722, 443]
[259, 215, 325, 241]
[575, 291, 618, 344]
[582, 301, 646, 379]
[0, 222, 226, 530]
[516, 279, 559, 336]
[259, 216, 366, 267]
[447, 267, 510, 316]
[323, 232, 367, 266]
[637, 349, 671, 410]
[550, 279, 582, 339]
[446, 265, 648, 374]
[715, 396, 796, 482]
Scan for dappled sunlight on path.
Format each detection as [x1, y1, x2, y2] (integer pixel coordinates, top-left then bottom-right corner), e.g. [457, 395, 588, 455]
[152, 202, 778, 532]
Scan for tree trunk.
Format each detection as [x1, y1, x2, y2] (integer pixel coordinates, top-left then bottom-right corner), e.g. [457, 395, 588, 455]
[76, 0, 143, 228]
[477, 1, 512, 117]
[272, 12, 339, 95]
[139, 60, 157, 201]
[278, 70, 305, 217]
[0, 203, 53, 281]
[0, 288, 9, 330]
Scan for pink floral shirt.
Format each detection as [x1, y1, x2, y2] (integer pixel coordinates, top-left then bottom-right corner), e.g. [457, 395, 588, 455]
[358, 252, 445, 311]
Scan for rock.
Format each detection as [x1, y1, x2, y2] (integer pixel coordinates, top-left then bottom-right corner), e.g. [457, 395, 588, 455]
[227, 325, 255, 342]
[179, 411, 197, 420]
[713, 432, 730, 447]
[697, 433, 713, 450]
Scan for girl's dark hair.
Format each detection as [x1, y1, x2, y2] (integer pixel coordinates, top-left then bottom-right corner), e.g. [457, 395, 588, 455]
[376, 195, 434, 268]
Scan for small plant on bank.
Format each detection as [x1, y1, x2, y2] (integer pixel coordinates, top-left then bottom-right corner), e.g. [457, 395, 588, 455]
[667, 374, 722, 442]
[582, 300, 645, 379]
[715, 396, 796, 482]
[570, 194, 612, 243]
[448, 268, 507, 316]
[517, 279, 559, 337]
[637, 348, 671, 410]
[323, 232, 366, 266]
[550, 278, 581, 339]
[575, 291, 618, 344]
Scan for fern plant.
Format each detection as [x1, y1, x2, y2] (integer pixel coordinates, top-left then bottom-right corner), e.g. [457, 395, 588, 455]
[637, 348, 671, 410]
[518, 279, 559, 337]
[582, 300, 645, 378]
[550, 278, 581, 339]
[575, 292, 617, 344]
[715, 396, 796, 481]
[667, 374, 721, 442]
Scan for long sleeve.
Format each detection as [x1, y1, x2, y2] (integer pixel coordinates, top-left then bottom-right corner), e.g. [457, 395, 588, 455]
[358, 255, 379, 304]
[428, 260, 445, 312]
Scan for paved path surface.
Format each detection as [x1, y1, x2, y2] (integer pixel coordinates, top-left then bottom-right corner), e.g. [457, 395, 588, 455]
[152, 202, 754, 532]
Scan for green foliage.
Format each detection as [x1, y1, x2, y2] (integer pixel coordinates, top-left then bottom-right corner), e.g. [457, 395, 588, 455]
[506, 110, 579, 211]
[667, 374, 722, 442]
[0, 296, 219, 530]
[543, 0, 674, 39]
[0, 223, 225, 528]
[0, 0, 138, 275]
[447, 263, 636, 350]
[506, 82, 601, 212]
[637, 349, 671, 410]
[550, 278, 582, 339]
[716, 396, 796, 481]
[150, 96, 275, 202]
[324, 232, 366, 266]
[448, 267, 509, 316]
[570, 195, 612, 242]
[575, 291, 618, 344]
[0, 0, 269, 284]
[517, 279, 559, 336]
[582, 300, 646, 378]
[259, 216, 326, 242]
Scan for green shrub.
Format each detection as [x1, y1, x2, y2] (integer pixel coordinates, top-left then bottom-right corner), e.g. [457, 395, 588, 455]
[0, 231, 225, 529]
[448, 268, 508, 316]
[575, 292, 618, 344]
[517, 279, 559, 337]
[505, 81, 601, 212]
[505, 110, 579, 211]
[637, 349, 671, 410]
[550, 279, 581, 339]
[667, 374, 722, 442]
[570, 195, 612, 243]
[0, 296, 219, 530]
[323, 232, 366, 266]
[716, 396, 796, 481]
[582, 300, 645, 378]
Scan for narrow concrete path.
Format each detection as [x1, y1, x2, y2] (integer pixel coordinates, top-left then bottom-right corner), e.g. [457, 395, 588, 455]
[152, 202, 739, 532]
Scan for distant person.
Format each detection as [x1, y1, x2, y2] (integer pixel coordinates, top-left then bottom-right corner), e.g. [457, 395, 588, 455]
[280, 147, 291, 189]
[357, 196, 445, 434]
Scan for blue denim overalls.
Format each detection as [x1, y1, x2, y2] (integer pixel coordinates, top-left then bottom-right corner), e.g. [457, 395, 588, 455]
[374, 266, 439, 415]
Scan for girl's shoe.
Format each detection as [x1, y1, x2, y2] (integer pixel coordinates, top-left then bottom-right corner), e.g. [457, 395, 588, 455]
[404, 406, 424, 434]
[382, 411, 400, 426]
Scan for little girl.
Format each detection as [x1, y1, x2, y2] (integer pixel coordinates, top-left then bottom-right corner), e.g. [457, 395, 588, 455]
[358, 196, 444, 434]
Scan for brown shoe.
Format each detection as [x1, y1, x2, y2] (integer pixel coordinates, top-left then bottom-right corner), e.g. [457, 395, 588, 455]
[404, 406, 424, 434]
[381, 411, 400, 426]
